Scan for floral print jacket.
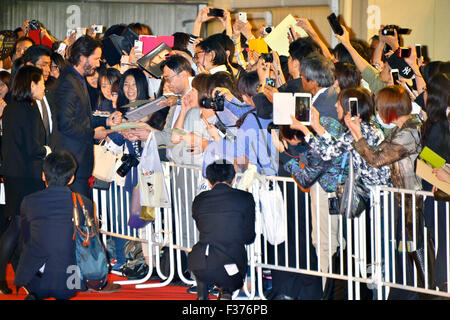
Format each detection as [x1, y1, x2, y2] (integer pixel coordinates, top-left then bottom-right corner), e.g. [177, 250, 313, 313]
[352, 116, 422, 191]
[305, 121, 391, 187]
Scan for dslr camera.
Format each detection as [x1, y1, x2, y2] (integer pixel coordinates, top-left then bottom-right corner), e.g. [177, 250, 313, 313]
[200, 91, 225, 112]
[116, 154, 140, 177]
[381, 25, 410, 36]
[28, 20, 42, 30]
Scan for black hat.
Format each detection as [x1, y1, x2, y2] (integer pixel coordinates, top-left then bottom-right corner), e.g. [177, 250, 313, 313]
[387, 52, 414, 79]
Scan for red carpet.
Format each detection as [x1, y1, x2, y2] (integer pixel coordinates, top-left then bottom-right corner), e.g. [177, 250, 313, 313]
[0, 264, 216, 300]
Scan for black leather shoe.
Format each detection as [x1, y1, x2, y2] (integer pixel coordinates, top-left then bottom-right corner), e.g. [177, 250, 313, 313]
[218, 289, 232, 300]
[24, 293, 38, 300]
[272, 294, 294, 300]
[187, 285, 197, 294]
[0, 281, 12, 295]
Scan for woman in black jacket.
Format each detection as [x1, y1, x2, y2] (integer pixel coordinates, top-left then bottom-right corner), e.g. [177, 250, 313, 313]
[0, 65, 51, 294]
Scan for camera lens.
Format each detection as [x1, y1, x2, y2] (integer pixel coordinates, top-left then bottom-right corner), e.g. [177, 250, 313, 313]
[265, 27, 272, 33]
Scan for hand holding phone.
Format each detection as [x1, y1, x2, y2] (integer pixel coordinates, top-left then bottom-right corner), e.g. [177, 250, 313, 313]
[295, 93, 312, 125]
[238, 12, 247, 23]
[415, 44, 422, 58]
[348, 97, 358, 119]
[397, 47, 411, 58]
[208, 8, 224, 17]
[391, 69, 400, 84]
[327, 13, 344, 36]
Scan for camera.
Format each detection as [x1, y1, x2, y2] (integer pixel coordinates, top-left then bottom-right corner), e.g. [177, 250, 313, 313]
[116, 154, 139, 177]
[208, 8, 224, 17]
[261, 52, 273, 63]
[28, 20, 42, 30]
[200, 91, 225, 111]
[397, 47, 411, 58]
[381, 25, 410, 36]
[263, 26, 273, 35]
[93, 25, 104, 34]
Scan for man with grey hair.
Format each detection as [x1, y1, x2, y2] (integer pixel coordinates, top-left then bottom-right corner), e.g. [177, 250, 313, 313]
[300, 53, 338, 120]
[299, 53, 342, 280]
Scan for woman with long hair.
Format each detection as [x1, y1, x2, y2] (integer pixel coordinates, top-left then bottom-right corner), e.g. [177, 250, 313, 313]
[421, 72, 450, 292]
[0, 66, 50, 294]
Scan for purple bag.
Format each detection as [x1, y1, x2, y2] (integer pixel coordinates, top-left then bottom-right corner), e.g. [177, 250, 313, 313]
[127, 186, 151, 229]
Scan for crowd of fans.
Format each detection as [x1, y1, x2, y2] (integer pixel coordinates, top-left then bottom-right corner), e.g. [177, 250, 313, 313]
[0, 6, 449, 300]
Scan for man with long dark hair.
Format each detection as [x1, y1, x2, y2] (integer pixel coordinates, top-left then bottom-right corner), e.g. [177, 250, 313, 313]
[52, 36, 122, 199]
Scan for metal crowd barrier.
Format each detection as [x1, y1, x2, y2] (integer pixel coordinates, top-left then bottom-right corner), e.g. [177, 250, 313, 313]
[93, 162, 450, 300]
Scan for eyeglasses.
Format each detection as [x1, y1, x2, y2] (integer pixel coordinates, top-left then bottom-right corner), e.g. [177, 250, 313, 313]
[162, 73, 179, 83]
[50, 64, 59, 71]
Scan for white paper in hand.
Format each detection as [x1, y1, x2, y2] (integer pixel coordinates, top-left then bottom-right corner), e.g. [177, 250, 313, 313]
[273, 92, 294, 125]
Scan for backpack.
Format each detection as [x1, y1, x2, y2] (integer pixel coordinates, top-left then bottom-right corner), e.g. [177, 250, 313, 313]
[72, 193, 108, 291]
[121, 240, 149, 280]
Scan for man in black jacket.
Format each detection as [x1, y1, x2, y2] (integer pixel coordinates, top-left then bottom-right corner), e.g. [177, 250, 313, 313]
[52, 36, 121, 199]
[14, 151, 120, 299]
[187, 161, 256, 300]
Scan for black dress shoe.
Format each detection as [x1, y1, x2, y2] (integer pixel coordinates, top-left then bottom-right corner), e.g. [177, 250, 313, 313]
[187, 285, 197, 294]
[272, 293, 294, 300]
[218, 289, 232, 300]
[24, 293, 38, 300]
[0, 281, 12, 295]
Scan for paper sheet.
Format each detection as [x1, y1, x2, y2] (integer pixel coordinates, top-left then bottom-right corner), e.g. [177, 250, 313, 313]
[248, 39, 269, 54]
[263, 14, 308, 57]
[273, 92, 295, 125]
[416, 159, 450, 195]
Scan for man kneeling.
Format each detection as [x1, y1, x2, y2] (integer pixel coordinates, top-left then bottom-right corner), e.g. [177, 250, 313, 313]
[14, 151, 119, 299]
[188, 161, 256, 300]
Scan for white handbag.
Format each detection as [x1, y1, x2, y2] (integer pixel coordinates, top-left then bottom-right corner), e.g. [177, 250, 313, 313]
[93, 141, 118, 182]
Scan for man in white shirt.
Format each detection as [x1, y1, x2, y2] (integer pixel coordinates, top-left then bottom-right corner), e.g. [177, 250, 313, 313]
[22, 45, 54, 145]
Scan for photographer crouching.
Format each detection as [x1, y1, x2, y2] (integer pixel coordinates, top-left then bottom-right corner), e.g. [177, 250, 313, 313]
[188, 160, 255, 300]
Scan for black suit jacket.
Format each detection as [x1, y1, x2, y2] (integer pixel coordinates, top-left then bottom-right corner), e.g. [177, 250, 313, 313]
[0, 99, 47, 179]
[52, 66, 106, 179]
[188, 183, 255, 278]
[14, 186, 93, 295]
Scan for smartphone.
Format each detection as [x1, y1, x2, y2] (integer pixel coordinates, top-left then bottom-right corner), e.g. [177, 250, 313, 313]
[397, 47, 411, 58]
[57, 42, 67, 55]
[93, 25, 104, 34]
[327, 13, 344, 36]
[266, 78, 275, 87]
[294, 93, 312, 125]
[348, 97, 358, 118]
[134, 40, 143, 52]
[415, 44, 422, 58]
[66, 29, 75, 38]
[238, 12, 247, 23]
[208, 8, 224, 17]
[391, 68, 400, 84]
[288, 26, 295, 40]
